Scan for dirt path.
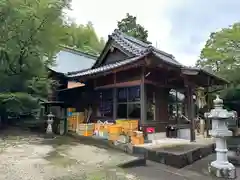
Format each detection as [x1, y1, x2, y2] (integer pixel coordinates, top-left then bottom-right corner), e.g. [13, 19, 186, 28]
[0, 128, 139, 180]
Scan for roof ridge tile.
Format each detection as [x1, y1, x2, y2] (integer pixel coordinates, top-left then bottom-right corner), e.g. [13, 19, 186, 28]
[111, 30, 181, 66]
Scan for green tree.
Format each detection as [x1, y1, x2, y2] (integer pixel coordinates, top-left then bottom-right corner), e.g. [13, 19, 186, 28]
[196, 22, 240, 82]
[196, 22, 240, 102]
[117, 13, 149, 42]
[0, 0, 70, 117]
[62, 21, 105, 55]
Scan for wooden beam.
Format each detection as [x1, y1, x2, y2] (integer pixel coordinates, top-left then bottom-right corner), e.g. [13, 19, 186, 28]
[94, 80, 141, 90]
[144, 79, 183, 89]
[144, 56, 151, 66]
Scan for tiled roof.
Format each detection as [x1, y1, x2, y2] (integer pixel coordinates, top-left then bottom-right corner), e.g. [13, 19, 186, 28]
[68, 30, 181, 77]
[67, 30, 228, 85]
[110, 29, 182, 66]
[67, 53, 149, 78]
[184, 67, 229, 84]
[49, 46, 97, 74]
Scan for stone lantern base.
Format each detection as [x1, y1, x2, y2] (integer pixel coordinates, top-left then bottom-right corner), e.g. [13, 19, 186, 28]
[208, 161, 236, 179]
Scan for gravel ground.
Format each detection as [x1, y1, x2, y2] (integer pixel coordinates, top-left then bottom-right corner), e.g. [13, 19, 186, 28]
[0, 128, 139, 180]
[1, 128, 240, 180]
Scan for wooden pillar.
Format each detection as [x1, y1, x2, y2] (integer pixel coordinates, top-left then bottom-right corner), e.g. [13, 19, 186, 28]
[176, 90, 179, 127]
[206, 78, 210, 137]
[140, 66, 147, 125]
[186, 85, 196, 142]
[113, 73, 117, 121]
[155, 88, 160, 121]
[184, 92, 188, 117]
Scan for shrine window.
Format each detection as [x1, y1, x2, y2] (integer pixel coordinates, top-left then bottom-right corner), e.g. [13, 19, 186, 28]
[117, 86, 140, 119]
[168, 89, 184, 121]
[98, 89, 113, 117]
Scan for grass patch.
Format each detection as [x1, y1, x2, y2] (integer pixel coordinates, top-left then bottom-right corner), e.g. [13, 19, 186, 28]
[44, 149, 78, 167]
[44, 140, 79, 167]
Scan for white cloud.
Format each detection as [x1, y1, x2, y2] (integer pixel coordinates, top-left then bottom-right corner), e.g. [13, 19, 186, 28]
[67, 0, 171, 39]
[66, 0, 179, 61]
[66, 0, 240, 67]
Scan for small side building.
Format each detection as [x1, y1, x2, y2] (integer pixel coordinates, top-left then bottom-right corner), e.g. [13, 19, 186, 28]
[48, 46, 97, 102]
[44, 46, 97, 134]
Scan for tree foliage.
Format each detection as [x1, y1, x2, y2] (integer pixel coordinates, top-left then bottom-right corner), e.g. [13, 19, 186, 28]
[117, 13, 149, 42]
[0, 0, 70, 116]
[196, 22, 240, 102]
[61, 21, 105, 55]
[196, 22, 240, 82]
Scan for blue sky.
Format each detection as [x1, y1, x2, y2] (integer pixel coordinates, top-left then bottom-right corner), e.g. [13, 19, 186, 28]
[67, 0, 240, 66]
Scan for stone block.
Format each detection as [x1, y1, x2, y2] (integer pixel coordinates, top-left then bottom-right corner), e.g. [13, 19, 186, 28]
[132, 146, 146, 155]
[165, 153, 188, 168]
[208, 163, 236, 179]
[155, 152, 166, 164]
[146, 150, 157, 161]
[192, 148, 201, 162]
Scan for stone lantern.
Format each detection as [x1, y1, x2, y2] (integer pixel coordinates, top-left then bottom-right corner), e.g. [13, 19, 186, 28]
[204, 95, 236, 179]
[46, 112, 54, 134]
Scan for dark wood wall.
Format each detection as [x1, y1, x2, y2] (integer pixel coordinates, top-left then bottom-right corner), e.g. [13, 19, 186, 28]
[116, 67, 142, 83]
[94, 67, 142, 89]
[96, 74, 114, 87]
[49, 71, 68, 101]
[145, 67, 184, 89]
[102, 48, 129, 65]
[155, 87, 170, 122]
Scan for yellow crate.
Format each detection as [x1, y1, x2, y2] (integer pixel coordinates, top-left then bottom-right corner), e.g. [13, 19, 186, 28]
[68, 117, 78, 131]
[108, 125, 122, 134]
[116, 119, 126, 124]
[101, 123, 113, 132]
[78, 123, 94, 131]
[131, 136, 144, 145]
[78, 131, 93, 136]
[94, 123, 104, 131]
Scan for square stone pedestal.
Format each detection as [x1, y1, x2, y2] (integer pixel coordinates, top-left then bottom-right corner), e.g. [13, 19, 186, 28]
[208, 162, 236, 179]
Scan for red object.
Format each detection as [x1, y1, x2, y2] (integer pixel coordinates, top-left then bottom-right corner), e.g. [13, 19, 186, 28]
[146, 127, 155, 133]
